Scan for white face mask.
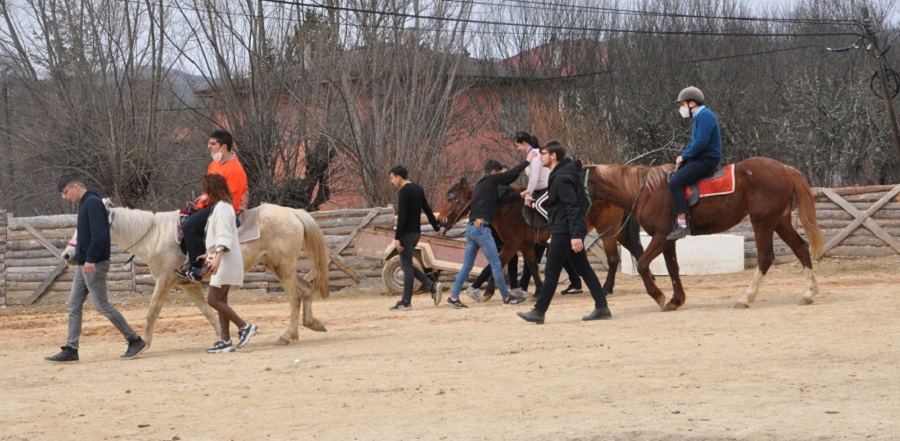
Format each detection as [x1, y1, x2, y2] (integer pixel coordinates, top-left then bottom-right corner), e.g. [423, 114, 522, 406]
[211, 151, 223, 161]
[679, 105, 691, 119]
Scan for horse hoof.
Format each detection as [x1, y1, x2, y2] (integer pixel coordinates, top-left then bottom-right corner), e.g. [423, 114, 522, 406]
[657, 297, 667, 311]
[305, 320, 328, 332]
[276, 337, 291, 346]
[797, 297, 814, 305]
[663, 302, 679, 312]
[733, 302, 750, 309]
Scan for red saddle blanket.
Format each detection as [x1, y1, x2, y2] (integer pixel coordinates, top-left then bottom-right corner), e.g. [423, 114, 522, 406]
[685, 164, 735, 199]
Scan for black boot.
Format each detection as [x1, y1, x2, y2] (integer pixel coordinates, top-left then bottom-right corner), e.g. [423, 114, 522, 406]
[45, 346, 79, 363]
[121, 336, 147, 359]
[516, 308, 545, 325]
[582, 307, 612, 321]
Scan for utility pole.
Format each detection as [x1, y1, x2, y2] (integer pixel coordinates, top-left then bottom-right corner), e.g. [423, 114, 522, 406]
[861, 5, 900, 162]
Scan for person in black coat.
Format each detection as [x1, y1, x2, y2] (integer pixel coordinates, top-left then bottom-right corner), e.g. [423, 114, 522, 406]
[517, 141, 612, 324]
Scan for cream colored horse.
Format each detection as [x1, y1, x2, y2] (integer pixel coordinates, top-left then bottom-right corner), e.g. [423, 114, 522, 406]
[63, 201, 330, 349]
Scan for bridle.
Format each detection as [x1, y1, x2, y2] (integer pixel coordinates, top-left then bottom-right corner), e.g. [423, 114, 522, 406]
[440, 187, 472, 235]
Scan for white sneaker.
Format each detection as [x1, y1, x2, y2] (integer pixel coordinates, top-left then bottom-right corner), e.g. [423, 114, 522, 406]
[206, 340, 235, 354]
[465, 286, 483, 303]
[511, 287, 530, 298]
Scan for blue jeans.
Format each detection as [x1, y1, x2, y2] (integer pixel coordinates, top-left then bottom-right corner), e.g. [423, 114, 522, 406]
[450, 225, 510, 299]
[67, 261, 138, 349]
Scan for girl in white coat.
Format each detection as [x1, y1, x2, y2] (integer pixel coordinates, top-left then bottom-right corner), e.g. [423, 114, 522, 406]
[201, 174, 257, 354]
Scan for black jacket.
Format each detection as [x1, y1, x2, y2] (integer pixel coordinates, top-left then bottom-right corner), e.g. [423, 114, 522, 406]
[469, 161, 529, 223]
[74, 190, 111, 264]
[545, 158, 588, 238]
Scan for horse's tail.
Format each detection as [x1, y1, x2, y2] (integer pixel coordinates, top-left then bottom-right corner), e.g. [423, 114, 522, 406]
[621, 212, 644, 259]
[294, 209, 331, 299]
[788, 166, 824, 261]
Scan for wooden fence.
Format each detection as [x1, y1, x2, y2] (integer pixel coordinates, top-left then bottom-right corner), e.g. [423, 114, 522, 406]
[1, 182, 898, 306]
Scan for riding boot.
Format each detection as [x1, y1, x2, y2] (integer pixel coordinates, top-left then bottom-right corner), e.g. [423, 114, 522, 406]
[666, 218, 691, 241]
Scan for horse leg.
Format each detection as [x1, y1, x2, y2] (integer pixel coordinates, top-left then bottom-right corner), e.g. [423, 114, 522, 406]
[298, 277, 326, 331]
[774, 217, 819, 305]
[735, 223, 777, 309]
[142, 278, 174, 348]
[517, 244, 542, 295]
[636, 236, 669, 310]
[182, 282, 221, 337]
[660, 243, 686, 311]
[601, 236, 620, 294]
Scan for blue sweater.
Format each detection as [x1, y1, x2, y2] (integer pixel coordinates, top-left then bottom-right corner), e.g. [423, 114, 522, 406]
[683, 106, 722, 161]
[74, 190, 111, 264]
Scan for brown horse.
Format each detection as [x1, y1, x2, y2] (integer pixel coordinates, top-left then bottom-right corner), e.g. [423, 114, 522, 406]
[437, 177, 643, 295]
[585, 157, 824, 311]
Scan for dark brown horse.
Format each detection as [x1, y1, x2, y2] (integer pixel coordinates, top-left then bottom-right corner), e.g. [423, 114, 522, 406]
[585, 157, 824, 311]
[437, 177, 643, 295]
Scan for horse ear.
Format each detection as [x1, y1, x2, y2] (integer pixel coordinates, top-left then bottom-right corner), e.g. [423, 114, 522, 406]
[460, 177, 467, 186]
[102, 197, 114, 208]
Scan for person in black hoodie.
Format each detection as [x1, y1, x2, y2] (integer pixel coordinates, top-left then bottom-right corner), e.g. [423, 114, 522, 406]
[517, 141, 612, 324]
[45, 175, 147, 363]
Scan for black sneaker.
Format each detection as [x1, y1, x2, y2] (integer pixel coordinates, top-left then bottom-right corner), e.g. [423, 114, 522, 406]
[431, 282, 444, 307]
[561, 286, 583, 295]
[502, 295, 526, 306]
[174, 266, 202, 283]
[121, 337, 147, 359]
[206, 340, 235, 354]
[237, 324, 258, 348]
[389, 301, 412, 311]
[445, 297, 468, 309]
[666, 225, 691, 241]
[45, 346, 79, 363]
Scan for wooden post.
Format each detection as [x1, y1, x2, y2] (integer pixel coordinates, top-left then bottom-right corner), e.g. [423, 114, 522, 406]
[0, 210, 7, 306]
[861, 5, 900, 163]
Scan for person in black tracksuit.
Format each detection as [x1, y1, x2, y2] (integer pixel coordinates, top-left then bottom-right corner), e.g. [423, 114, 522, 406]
[517, 141, 612, 324]
[388, 165, 443, 311]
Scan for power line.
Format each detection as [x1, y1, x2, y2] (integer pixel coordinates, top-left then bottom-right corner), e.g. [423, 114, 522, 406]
[260, 0, 864, 39]
[494, 44, 845, 86]
[447, 0, 860, 27]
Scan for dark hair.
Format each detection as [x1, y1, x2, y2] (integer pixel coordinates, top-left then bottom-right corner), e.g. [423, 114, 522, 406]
[514, 131, 540, 150]
[57, 174, 83, 192]
[541, 139, 566, 161]
[210, 129, 234, 151]
[202, 174, 234, 205]
[484, 159, 504, 173]
[389, 165, 409, 180]
[499, 163, 510, 170]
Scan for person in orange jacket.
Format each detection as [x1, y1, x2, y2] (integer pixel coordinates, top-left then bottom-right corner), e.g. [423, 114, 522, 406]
[175, 129, 248, 283]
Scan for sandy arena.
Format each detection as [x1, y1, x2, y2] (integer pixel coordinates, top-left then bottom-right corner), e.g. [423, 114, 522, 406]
[1, 255, 899, 441]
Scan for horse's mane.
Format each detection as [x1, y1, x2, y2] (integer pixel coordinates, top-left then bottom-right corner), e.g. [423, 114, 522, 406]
[591, 163, 676, 197]
[110, 206, 176, 243]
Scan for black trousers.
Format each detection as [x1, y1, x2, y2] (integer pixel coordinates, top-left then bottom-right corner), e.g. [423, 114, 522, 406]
[533, 233, 608, 314]
[669, 156, 719, 215]
[398, 232, 434, 305]
[182, 205, 213, 269]
[518, 245, 581, 291]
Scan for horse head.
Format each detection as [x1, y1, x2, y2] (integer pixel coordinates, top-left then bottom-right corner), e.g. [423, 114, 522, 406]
[62, 231, 77, 264]
[437, 177, 473, 230]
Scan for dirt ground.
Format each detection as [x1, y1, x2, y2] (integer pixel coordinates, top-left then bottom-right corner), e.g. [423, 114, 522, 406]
[1, 255, 899, 441]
